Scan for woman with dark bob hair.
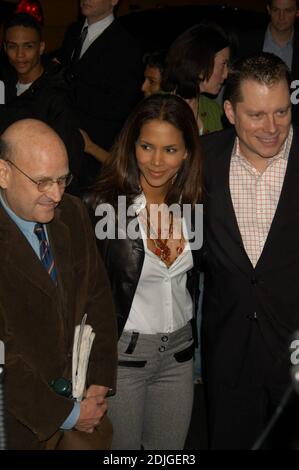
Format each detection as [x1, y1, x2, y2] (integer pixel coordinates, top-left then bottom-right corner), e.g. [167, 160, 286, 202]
[162, 22, 230, 135]
[87, 93, 202, 450]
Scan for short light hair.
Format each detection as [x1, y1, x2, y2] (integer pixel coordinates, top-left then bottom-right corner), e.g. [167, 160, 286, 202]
[225, 52, 291, 106]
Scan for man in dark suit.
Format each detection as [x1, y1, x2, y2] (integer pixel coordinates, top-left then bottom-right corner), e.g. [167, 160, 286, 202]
[238, 0, 299, 123]
[0, 119, 117, 449]
[201, 52, 299, 449]
[60, 0, 143, 189]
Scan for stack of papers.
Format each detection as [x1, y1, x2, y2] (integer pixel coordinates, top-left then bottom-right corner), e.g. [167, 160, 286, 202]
[72, 314, 95, 401]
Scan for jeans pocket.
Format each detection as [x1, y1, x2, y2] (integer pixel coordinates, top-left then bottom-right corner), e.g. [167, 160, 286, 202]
[118, 360, 147, 368]
[173, 342, 194, 363]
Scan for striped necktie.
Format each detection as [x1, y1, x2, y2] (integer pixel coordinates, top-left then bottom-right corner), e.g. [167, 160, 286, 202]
[34, 223, 57, 285]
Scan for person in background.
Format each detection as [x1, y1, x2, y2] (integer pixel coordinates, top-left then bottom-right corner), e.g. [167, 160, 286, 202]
[238, 0, 299, 123]
[81, 25, 230, 173]
[79, 128, 109, 165]
[0, 119, 117, 449]
[86, 93, 202, 450]
[239, 0, 299, 70]
[58, 0, 143, 190]
[141, 50, 166, 97]
[162, 23, 230, 135]
[0, 13, 85, 195]
[79, 49, 167, 166]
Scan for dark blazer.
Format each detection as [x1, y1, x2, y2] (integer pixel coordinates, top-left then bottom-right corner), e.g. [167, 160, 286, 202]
[201, 127, 299, 388]
[61, 19, 143, 187]
[0, 195, 117, 450]
[95, 212, 201, 338]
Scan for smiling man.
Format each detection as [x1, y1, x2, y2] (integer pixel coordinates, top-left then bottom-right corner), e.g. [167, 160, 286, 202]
[201, 52, 299, 449]
[0, 120, 68, 223]
[0, 119, 117, 449]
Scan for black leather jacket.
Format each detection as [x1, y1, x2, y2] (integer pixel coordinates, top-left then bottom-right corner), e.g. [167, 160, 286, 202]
[95, 213, 201, 338]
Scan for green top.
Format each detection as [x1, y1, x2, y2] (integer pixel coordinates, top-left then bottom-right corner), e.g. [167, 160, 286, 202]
[157, 90, 224, 134]
[198, 95, 223, 135]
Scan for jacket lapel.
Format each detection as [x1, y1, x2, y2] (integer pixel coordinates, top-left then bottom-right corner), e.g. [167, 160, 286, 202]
[255, 128, 299, 271]
[0, 206, 57, 297]
[48, 207, 72, 290]
[209, 133, 254, 274]
[75, 21, 114, 68]
[0, 204, 72, 299]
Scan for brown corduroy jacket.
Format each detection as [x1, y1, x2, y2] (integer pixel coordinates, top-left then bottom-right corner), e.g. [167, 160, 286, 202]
[0, 194, 117, 450]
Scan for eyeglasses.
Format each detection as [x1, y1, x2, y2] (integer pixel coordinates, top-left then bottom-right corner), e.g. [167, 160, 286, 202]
[6, 160, 73, 192]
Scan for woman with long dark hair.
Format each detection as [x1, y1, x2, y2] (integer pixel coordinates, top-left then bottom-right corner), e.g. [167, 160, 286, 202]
[87, 93, 202, 450]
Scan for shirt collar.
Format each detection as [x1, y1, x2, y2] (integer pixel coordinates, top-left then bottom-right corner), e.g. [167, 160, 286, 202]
[0, 191, 37, 235]
[84, 13, 114, 41]
[132, 192, 147, 215]
[266, 24, 294, 47]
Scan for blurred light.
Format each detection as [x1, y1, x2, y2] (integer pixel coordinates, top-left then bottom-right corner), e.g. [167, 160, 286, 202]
[15, 0, 44, 25]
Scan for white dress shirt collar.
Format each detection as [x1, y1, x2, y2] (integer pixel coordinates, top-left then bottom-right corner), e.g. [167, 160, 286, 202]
[84, 13, 114, 41]
[80, 14, 114, 57]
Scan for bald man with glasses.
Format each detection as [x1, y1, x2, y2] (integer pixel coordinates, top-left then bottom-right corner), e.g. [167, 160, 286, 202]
[0, 119, 117, 450]
[5, 159, 74, 192]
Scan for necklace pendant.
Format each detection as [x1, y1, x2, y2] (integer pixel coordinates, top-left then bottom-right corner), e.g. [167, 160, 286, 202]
[155, 247, 162, 257]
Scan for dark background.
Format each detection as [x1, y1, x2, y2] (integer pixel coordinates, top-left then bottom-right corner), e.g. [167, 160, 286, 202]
[0, 1, 273, 53]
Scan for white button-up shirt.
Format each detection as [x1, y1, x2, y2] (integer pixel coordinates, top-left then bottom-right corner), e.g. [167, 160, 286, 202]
[229, 127, 292, 267]
[124, 194, 194, 334]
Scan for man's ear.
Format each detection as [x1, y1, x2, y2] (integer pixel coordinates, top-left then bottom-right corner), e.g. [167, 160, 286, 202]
[224, 100, 236, 126]
[266, 4, 271, 16]
[0, 160, 10, 189]
[39, 41, 45, 56]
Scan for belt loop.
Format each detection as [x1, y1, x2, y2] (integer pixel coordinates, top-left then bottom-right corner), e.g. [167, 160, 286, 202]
[125, 331, 139, 354]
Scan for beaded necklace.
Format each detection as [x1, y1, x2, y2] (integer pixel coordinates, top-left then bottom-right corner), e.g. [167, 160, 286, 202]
[141, 206, 184, 267]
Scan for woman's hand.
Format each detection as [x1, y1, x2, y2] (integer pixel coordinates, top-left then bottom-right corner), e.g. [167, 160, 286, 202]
[79, 129, 109, 164]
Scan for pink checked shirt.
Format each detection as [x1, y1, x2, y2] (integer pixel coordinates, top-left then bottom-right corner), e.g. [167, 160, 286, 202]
[229, 127, 293, 267]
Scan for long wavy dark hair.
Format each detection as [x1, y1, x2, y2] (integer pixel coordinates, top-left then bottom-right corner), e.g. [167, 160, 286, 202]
[89, 93, 203, 210]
